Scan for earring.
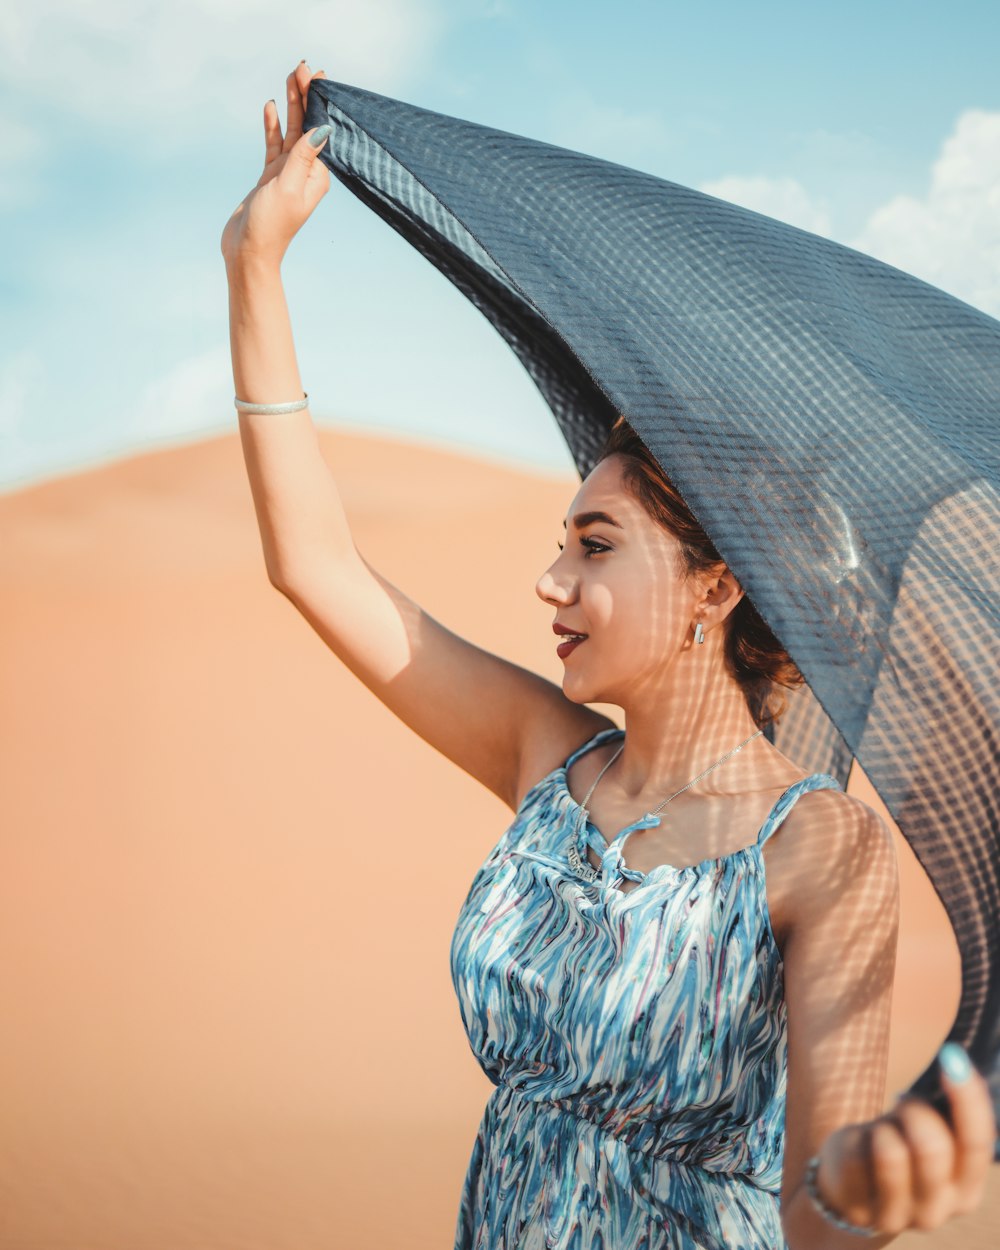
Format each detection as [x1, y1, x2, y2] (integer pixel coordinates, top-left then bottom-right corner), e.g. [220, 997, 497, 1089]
[694, 621, 705, 645]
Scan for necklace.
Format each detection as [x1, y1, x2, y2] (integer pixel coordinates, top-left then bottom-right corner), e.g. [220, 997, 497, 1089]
[565, 728, 765, 883]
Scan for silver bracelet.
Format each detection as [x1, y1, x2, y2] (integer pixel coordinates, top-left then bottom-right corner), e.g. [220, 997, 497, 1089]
[803, 1153, 881, 1238]
[234, 392, 309, 414]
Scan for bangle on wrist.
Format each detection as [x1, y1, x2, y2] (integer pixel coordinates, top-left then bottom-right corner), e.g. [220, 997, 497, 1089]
[803, 1153, 881, 1238]
[234, 392, 309, 414]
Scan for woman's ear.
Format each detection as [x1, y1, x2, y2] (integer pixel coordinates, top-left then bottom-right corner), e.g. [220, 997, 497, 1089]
[709, 568, 745, 618]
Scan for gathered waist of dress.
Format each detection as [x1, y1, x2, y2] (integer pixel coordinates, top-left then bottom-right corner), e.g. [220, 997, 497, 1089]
[493, 1077, 776, 1191]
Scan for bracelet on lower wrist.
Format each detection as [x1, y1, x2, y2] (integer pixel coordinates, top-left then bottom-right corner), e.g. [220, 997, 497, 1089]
[233, 392, 309, 414]
[802, 1153, 881, 1239]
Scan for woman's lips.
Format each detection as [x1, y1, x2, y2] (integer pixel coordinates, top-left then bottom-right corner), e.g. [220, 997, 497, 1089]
[556, 637, 586, 659]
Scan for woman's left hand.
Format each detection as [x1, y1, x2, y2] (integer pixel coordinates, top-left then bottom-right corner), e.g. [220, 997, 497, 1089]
[220, 61, 330, 270]
[812, 1045, 997, 1235]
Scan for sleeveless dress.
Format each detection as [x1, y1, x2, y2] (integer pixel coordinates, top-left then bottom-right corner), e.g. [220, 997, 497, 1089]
[449, 725, 844, 1250]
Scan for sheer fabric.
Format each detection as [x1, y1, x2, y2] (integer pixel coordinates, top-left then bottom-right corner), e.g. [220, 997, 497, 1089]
[304, 78, 1000, 1144]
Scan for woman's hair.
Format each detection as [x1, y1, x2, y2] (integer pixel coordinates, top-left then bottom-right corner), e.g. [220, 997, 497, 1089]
[595, 415, 805, 730]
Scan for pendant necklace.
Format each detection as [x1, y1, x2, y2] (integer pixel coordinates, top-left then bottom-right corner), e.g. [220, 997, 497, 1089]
[566, 729, 765, 883]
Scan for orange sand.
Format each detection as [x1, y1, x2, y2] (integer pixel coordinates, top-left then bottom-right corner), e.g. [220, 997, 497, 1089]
[0, 426, 994, 1248]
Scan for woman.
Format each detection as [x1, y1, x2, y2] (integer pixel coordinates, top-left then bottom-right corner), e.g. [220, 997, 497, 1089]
[221, 60, 997, 1250]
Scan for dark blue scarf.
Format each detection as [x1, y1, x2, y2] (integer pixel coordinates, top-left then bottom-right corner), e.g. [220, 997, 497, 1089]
[305, 78, 1000, 1144]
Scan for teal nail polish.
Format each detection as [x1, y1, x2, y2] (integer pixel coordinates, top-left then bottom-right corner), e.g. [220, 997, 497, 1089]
[939, 1042, 972, 1083]
[308, 124, 332, 148]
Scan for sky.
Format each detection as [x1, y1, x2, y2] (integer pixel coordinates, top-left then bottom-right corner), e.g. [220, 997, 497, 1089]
[1, 0, 999, 493]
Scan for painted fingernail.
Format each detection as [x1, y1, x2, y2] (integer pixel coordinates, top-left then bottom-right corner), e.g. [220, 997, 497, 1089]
[307, 124, 333, 148]
[939, 1042, 972, 1083]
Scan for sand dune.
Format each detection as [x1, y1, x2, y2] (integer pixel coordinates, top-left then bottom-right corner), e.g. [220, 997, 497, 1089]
[1, 426, 994, 1247]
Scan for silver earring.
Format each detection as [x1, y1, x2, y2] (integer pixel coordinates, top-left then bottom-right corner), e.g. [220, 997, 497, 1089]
[694, 621, 705, 645]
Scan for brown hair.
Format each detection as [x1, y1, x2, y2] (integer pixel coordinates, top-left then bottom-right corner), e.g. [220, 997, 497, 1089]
[595, 415, 805, 729]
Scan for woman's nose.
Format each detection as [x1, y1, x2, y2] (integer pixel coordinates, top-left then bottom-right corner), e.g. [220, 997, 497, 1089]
[536, 562, 574, 605]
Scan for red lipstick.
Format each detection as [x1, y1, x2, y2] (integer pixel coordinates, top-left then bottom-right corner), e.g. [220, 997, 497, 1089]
[553, 622, 588, 659]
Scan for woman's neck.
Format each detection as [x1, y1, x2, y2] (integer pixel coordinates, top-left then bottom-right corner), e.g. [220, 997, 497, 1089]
[611, 676, 787, 802]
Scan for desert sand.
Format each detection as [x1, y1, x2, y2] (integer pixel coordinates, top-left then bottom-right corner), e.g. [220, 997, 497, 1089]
[0, 425, 994, 1248]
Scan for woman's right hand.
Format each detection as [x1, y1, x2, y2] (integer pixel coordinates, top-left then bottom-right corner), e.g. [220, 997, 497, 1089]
[221, 61, 330, 270]
[808, 1048, 996, 1237]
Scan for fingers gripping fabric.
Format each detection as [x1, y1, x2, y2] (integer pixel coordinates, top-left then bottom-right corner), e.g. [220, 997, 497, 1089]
[304, 79, 1000, 1140]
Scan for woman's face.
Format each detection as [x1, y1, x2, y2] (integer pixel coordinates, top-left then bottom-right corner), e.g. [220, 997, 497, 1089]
[535, 454, 704, 706]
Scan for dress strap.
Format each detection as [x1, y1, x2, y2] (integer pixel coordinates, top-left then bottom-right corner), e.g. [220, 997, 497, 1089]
[563, 725, 625, 772]
[755, 773, 844, 848]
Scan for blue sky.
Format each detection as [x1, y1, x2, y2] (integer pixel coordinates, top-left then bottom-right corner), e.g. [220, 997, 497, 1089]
[2, 0, 998, 493]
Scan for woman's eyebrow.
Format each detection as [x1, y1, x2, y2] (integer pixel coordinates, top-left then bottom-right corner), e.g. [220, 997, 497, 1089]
[562, 510, 624, 530]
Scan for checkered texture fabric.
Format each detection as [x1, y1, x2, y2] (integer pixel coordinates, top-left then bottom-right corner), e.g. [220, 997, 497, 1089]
[305, 79, 1000, 1147]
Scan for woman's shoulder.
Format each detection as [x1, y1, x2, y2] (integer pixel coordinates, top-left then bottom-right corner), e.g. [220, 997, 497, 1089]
[766, 785, 898, 942]
[780, 784, 891, 852]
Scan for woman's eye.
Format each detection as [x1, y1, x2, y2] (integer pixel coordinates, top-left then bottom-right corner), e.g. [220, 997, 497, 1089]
[581, 539, 610, 557]
[556, 538, 610, 557]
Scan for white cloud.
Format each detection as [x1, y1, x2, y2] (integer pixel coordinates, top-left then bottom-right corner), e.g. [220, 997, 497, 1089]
[0, 116, 39, 210]
[696, 174, 834, 239]
[0, 348, 47, 486]
[695, 110, 1000, 320]
[0, 0, 447, 142]
[847, 109, 1000, 317]
[0, 347, 45, 439]
[130, 345, 234, 443]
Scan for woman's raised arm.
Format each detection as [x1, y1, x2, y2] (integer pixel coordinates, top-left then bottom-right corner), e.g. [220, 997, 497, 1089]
[228, 256, 355, 584]
[221, 64, 613, 811]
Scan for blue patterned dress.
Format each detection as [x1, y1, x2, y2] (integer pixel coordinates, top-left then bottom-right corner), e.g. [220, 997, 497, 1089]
[449, 725, 844, 1250]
